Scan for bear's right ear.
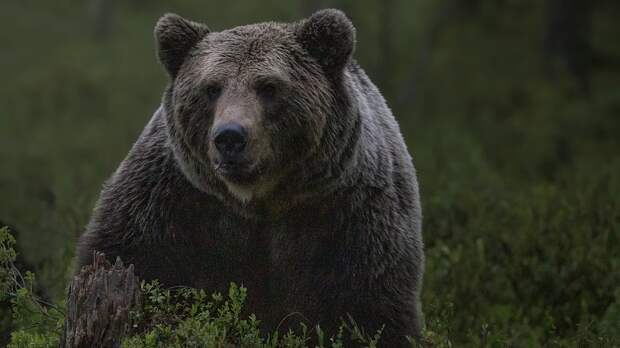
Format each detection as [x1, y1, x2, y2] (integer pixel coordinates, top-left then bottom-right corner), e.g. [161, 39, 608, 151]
[154, 13, 210, 78]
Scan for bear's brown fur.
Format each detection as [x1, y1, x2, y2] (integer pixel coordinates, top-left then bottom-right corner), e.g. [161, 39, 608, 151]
[76, 9, 424, 346]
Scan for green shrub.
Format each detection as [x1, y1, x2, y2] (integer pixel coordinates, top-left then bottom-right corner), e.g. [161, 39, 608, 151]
[421, 162, 620, 346]
[1, 227, 63, 347]
[122, 280, 385, 347]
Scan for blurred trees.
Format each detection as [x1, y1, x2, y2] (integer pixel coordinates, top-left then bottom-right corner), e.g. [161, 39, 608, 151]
[89, 0, 114, 39]
[544, 0, 593, 93]
[301, 0, 325, 15]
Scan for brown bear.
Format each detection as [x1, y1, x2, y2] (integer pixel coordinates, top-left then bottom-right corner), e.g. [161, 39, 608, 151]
[75, 9, 424, 346]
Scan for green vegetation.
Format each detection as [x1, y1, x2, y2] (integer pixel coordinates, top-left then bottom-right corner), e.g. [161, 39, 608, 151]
[1, 227, 62, 347]
[1, 0, 619, 346]
[122, 281, 384, 348]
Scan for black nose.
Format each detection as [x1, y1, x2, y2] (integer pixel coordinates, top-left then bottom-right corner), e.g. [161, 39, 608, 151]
[213, 123, 247, 158]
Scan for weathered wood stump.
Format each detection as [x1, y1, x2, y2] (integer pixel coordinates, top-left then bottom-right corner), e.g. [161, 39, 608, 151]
[62, 252, 141, 348]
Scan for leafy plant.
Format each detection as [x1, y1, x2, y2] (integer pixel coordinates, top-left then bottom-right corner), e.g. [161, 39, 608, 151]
[123, 281, 385, 348]
[1, 227, 63, 347]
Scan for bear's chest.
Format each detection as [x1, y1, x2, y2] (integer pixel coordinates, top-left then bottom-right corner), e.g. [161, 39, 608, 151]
[142, 194, 355, 332]
[185, 207, 333, 269]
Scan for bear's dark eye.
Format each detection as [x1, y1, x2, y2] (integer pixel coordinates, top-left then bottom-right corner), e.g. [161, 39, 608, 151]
[205, 84, 222, 100]
[260, 84, 277, 99]
[255, 79, 284, 101]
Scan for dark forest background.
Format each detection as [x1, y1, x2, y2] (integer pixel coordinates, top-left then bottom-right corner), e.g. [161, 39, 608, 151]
[1, 0, 619, 346]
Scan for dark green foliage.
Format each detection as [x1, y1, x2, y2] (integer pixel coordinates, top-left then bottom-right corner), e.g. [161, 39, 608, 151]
[1, 0, 619, 346]
[422, 164, 620, 346]
[123, 281, 383, 347]
[0, 227, 63, 347]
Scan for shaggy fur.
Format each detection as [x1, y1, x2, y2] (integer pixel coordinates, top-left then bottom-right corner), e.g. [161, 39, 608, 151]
[75, 9, 424, 346]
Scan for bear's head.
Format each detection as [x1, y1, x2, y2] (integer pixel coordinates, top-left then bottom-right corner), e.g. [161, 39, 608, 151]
[155, 10, 357, 213]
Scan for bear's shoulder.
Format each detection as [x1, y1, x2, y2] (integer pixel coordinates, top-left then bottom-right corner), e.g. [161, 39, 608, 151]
[90, 109, 206, 239]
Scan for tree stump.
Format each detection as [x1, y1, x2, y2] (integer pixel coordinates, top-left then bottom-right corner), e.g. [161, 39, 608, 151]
[62, 252, 141, 348]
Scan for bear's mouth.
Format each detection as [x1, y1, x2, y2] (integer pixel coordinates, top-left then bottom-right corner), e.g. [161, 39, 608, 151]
[214, 160, 259, 185]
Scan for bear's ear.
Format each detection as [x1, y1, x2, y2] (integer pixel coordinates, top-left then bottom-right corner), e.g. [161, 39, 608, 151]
[154, 13, 210, 78]
[296, 9, 356, 74]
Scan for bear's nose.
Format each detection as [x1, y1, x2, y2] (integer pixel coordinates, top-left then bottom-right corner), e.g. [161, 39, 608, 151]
[213, 123, 248, 158]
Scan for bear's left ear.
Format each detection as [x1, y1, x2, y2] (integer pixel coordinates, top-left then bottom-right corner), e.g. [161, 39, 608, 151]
[296, 9, 356, 74]
[154, 13, 210, 78]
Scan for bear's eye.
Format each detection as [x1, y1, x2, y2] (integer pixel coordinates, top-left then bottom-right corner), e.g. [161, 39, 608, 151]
[260, 84, 277, 98]
[255, 80, 281, 100]
[205, 84, 222, 100]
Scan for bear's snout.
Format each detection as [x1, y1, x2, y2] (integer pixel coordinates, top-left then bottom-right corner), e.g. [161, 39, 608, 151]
[208, 100, 266, 186]
[213, 122, 248, 161]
